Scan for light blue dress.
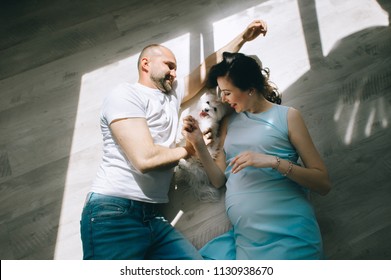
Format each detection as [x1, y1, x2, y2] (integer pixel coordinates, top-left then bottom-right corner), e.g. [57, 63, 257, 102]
[199, 104, 324, 260]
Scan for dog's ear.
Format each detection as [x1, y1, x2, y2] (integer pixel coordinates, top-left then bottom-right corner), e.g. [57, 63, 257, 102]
[200, 91, 210, 101]
[202, 88, 219, 99]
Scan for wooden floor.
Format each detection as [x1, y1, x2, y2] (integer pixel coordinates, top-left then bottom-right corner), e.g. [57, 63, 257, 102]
[1, 0, 390, 260]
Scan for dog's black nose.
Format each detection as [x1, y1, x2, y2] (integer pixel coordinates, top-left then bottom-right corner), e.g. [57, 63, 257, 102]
[204, 108, 209, 112]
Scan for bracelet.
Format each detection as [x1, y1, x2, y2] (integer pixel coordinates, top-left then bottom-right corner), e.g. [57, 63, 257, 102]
[283, 161, 293, 176]
[273, 156, 281, 170]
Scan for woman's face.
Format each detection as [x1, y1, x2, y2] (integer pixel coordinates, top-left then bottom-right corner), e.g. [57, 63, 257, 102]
[217, 76, 251, 113]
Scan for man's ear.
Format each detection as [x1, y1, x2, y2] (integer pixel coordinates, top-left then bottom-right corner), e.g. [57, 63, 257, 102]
[140, 57, 149, 72]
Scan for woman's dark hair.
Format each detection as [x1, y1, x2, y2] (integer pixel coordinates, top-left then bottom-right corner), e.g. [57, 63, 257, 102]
[206, 52, 281, 104]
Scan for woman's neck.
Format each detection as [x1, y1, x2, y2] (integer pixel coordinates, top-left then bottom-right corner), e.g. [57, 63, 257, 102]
[247, 95, 272, 114]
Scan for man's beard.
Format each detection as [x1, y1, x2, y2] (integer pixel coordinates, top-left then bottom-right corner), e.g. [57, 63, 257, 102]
[151, 73, 172, 93]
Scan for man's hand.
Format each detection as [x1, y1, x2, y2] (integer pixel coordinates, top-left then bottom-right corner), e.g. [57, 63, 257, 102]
[182, 116, 204, 146]
[243, 19, 268, 41]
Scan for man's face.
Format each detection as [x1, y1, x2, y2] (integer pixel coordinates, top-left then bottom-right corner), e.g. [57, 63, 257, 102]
[149, 49, 177, 93]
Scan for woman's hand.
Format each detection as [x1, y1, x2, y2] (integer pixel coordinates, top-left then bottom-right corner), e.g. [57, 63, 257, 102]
[230, 151, 274, 174]
[202, 127, 213, 146]
[242, 20, 268, 41]
[182, 116, 227, 188]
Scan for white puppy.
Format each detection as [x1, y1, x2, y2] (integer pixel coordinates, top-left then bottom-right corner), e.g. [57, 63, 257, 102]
[175, 90, 229, 202]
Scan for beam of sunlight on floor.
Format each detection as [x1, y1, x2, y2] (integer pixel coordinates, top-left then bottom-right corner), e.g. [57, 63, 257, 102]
[378, 97, 389, 128]
[365, 107, 377, 137]
[315, 0, 389, 56]
[171, 210, 184, 227]
[336, 72, 390, 146]
[344, 99, 361, 145]
[334, 99, 344, 122]
[213, 0, 311, 92]
[340, 77, 367, 145]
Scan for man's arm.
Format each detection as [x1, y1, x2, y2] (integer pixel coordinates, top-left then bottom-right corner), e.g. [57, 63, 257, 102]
[110, 118, 191, 173]
[182, 19, 267, 103]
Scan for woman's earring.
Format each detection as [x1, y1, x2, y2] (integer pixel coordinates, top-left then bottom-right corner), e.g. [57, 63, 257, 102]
[249, 91, 253, 96]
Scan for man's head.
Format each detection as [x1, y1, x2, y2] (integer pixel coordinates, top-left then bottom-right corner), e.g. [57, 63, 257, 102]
[138, 44, 177, 93]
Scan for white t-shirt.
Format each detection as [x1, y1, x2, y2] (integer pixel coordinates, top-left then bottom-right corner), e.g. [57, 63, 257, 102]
[91, 81, 185, 203]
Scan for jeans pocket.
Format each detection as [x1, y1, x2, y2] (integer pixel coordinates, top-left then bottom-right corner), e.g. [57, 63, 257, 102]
[90, 201, 128, 220]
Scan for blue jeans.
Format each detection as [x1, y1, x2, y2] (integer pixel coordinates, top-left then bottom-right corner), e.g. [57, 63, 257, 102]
[80, 192, 202, 260]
